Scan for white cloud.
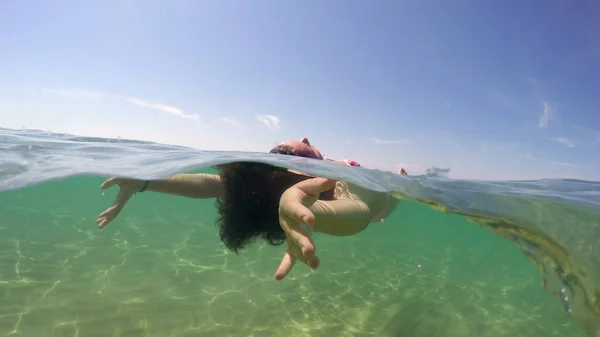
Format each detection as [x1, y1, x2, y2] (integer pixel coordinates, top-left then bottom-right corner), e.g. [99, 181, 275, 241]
[480, 142, 490, 153]
[43, 87, 198, 120]
[125, 97, 198, 120]
[525, 153, 538, 160]
[256, 114, 281, 131]
[525, 77, 540, 87]
[222, 117, 243, 129]
[552, 136, 575, 148]
[550, 161, 579, 168]
[371, 137, 411, 145]
[538, 102, 552, 128]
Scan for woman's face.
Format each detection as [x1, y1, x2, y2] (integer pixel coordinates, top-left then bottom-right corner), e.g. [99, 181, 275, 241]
[281, 137, 324, 160]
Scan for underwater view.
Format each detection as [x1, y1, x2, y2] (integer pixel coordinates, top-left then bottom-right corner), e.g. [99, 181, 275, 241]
[1, 129, 599, 337]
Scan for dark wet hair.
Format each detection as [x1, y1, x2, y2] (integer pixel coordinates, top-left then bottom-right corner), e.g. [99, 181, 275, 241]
[269, 144, 298, 156]
[215, 145, 334, 253]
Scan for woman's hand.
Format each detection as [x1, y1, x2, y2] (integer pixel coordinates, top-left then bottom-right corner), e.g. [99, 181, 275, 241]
[274, 177, 336, 280]
[96, 177, 143, 229]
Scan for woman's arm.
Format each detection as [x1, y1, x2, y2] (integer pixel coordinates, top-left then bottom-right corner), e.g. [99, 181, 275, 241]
[143, 173, 224, 199]
[310, 199, 372, 236]
[97, 173, 223, 229]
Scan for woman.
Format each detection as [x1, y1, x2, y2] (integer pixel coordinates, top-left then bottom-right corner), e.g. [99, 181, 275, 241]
[96, 137, 397, 279]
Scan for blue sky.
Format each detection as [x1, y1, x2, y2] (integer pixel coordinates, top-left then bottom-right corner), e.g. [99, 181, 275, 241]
[1, 0, 599, 180]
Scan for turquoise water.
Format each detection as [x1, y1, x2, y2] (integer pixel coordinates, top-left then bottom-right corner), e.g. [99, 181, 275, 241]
[1, 128, 599, 337]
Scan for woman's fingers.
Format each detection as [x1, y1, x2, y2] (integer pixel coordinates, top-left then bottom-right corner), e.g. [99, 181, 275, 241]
[97, 187, 132, 229]
[281, 217, 315, 258]
[294, 177, 336, 198]
[98, 178, 137, 229]
[97, 207, 112, 219]
[100, 177, 120, 190]
[274, 218, 321, 280]
[280, 177, 336, 225]
[274, 251, 296, 280]
[294, 223, 315, 258]
[97, 205, 118, 228]
[306, 255, 320, 269]
[274, 245, 320, 281]
[285, 220, 320, 269]
[97, 217, 108, 229]
[282, 202, 315, 227]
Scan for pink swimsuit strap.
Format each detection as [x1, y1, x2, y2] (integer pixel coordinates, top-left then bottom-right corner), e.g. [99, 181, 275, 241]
[343, 159, 361, 167]
[323, 157, 361, 167]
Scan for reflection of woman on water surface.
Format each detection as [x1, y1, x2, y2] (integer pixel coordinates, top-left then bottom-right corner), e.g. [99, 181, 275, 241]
[97, 137, 405, 280]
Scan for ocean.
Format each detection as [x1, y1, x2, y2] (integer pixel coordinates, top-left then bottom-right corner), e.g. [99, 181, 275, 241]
[1, 127, 599, 337]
